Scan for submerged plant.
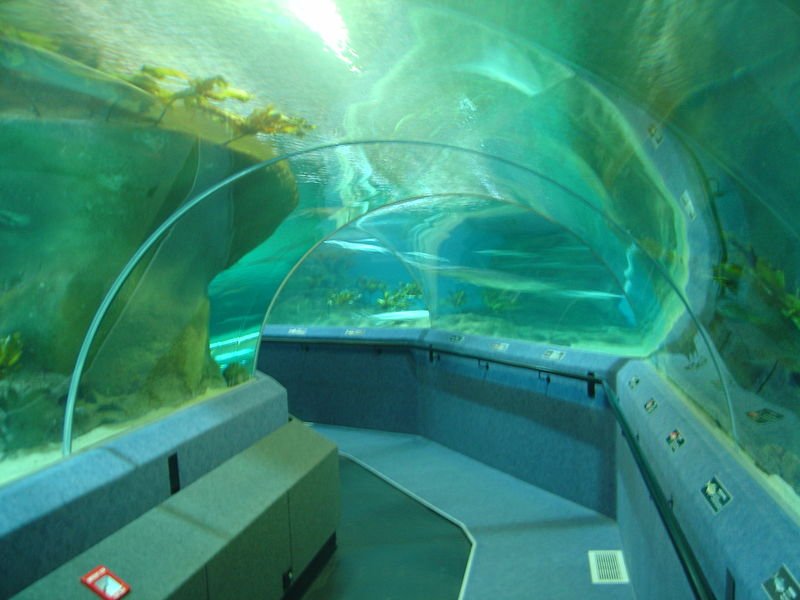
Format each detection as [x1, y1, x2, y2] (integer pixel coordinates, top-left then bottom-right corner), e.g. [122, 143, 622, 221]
[0, 332, 22, 380]
[715, 238, 800, 332]
[376, 289, 409, 311]
[166, 75, 252, 107]
[0, 24, 60, 55]
[447, 289, 467, 308]
[123, 65, 315, 140]
[128, 66, 254, 125]
[482, 289, 520, 313]
[400, 282, 423, 299]
[712, 262, 744, 292]
[1, 27, 315, 143]
[125, 65, 314, 145]
[327, 289, 362, 307]
[375, 282, 423, 312]
[224, 104, 315, 144]
[121, 65, 179, 100]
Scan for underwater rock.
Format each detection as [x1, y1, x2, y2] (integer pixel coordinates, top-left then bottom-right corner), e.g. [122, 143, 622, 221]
[3, 24, 288, 368]
[711, 303, 797, 381]
[0, 39, 299, 455]
[0, 118, 204, 374]
[222, 363, 251, 387]
[0, 373, 69, 454]
[752, 443, 785, 480]
[780, 450, 800, 494]
[143, 298, 223, 406]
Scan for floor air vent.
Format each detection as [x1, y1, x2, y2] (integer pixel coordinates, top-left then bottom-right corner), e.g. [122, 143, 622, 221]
[588, 550, 629, 584]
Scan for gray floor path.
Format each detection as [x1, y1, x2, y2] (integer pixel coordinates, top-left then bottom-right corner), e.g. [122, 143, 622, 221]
[312, 424, 636, 600]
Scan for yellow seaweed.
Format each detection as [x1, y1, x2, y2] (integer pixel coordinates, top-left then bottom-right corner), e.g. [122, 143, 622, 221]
[0, 332, 23, 379]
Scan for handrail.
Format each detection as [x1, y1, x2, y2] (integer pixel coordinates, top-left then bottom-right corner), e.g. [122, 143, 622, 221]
[260, 331, 605, 385]
[605, 383, 716, 600]
[261, 332, 717, 598]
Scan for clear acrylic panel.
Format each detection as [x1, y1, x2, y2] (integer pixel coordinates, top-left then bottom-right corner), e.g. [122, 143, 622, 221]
[268, 193, 643, 347]
[267, 225, 429, 329]
[0, 20, 301, 481]
[64, 154, 297, 454]
[55, 139, 697, 462]
[260, 143, 683, 357]
[0, 118, 234, 484]
[700, 184, 800, 498]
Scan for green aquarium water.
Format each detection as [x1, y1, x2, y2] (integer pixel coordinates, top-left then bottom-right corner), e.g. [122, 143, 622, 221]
[0, 0, 798, 518]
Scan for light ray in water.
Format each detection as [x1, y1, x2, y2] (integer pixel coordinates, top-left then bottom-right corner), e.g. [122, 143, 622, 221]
[455, 42, 544, 97]
[286, 0, 362, 72]
[402, 251, 451, 264]
[323, 239, 392, 254]
[368, 310, 430, 322]
[401, 259, 623, 299]
[0, 209, 30, 229]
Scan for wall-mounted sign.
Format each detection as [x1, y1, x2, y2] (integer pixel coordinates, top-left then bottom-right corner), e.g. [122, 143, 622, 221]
[542, 349, 565, 361]
[701, 477, 732, 514]
[666, 429, 685, 452]
[762, 564, 800, 600]
[81, 566, 130, 600]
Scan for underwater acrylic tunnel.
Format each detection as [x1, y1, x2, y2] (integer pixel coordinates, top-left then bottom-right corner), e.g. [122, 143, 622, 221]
[58, 137, 730, 471]
[1, 1, 799, 599]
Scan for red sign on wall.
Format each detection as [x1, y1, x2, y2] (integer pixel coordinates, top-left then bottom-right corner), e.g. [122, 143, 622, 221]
[80, 566, 130, 600]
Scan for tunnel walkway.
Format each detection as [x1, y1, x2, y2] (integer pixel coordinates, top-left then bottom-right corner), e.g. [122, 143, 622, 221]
[309, 424, 634, 600]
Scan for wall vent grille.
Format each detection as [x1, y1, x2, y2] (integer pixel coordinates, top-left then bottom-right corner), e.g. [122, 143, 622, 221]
[588, 550, 629, 584]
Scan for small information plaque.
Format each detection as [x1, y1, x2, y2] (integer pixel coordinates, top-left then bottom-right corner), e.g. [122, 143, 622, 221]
[542, 349, 565, 361]
[762, 565, 800, 600]
[81, 566, 130, 600]
[666, 429, 685, 452]
[700, 476, 732, 514]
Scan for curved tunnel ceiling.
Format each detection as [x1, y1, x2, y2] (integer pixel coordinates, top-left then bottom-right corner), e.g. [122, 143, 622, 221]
[203, 139, 694, 357]
[266, 178, 668, 356]
[0, 0, 797, 495]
